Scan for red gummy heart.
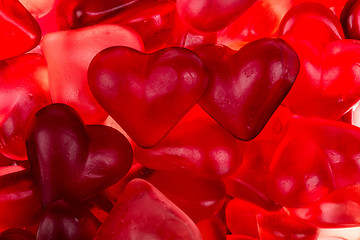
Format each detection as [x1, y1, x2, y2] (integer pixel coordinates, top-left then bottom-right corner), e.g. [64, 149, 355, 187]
[268, 116, 360, 208]
[279, 3, 360, 119]
[288, 184, 360, 228]
[26, 104, 133, 206]
[194, 38, 299, 140]
[0, 0, 41, 60]
[88, 47, 208, 147]
[41, 24, 143, 124]
[176, 0, 257, 32]
[341, 0, 360, 40]
[94, 179, 202, 240]
[134, 118, 243, 179]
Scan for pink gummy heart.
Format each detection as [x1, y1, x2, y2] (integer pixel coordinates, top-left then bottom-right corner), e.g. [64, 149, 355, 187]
[41, 24, 144, 124]
[0, 53, 51, 160]
[279, 3, 360, 119]
[88, 47, 208, 147]
[0, 0, 41, 60]
[176, 0, 257, 32]
[268, 116, 360, 207]
[194, 38, 299, 140]
[94, 179, 202, 240]
[134, 118, 243, 179]
[26, 103, 133, 206]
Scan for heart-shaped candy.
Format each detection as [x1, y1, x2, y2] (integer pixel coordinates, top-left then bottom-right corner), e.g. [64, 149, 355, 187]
[26, 103, 133, 206]
[0, 0, 41, 60]
[341, 0, 360, 39]
[176, 0, 257, 32]
[279, 3, 360, 119]
[194, 38, 299, 140]
[88, 47, 208, 147]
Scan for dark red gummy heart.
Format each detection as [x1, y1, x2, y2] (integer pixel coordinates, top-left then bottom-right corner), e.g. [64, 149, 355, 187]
[0, 0, 41, 60]
[279, 3, 360, 119]
[341, 0, 360, 39]
[194, 38, 299, 140]
[26, 103, 133, 206]
[88, 46, 208, 147]
[94, 179, 202, 240]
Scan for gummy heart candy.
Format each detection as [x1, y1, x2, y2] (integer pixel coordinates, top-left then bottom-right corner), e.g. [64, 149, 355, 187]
[195, 38, 299, 140]
[279, 3, 360, 119]
[0, 0, 41, 60]
[341, 0, 360, 39]
[257, 210, 318, 240]
[41, 24, 143, 124]
[0, 228, 35, 240]
[88, 46, 208, 147]
[94, 179, 202, 240]
[37, 200, 100, 240]
[19, 0, 56, 18]
[176, 0, 257, 32]
[288, 184, 360, 227]
[268, 116, 360, 207]
[0, 170, 42, 231]
[0, 53, 50, 160]
[226, 236, 259, 240]
[26, 103, 133, 206]
[134, 118, 243, 179]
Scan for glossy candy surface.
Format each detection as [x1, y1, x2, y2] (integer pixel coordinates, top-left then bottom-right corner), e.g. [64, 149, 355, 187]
[341, 0, 360, 39]
[279, 3, 360, 119]
[94, 179, 202, 240]
[26, 104, 133, 206]
[195, 38, 299, 140]
[41, 24, 143, 124]
[88, 46, 208, 147]
[0, 228, 35, 240]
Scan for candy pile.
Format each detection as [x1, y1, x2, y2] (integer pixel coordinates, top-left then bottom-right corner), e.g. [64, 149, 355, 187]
[1, 0, 360, 239]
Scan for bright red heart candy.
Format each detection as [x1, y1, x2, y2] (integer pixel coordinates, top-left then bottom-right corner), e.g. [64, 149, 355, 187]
[41, 24, 143, 124]
[0, 53, 51, 160]
[94, 179, 202, 240]
[288, 184, 360, 228]
[26, 103, 133, 207]
[341, 0, 360, 39]
[37, 200, 100, 240]
[0, 0, 41, 60]
[279, 3, 360, 119]
[257, 210, 318, 240]
[134, 118, 243, 179]
[0, 170, 42, 231]
[226, 236, 259, 240]
[176, 0, 257, 32]
[88, 47, 208, 147]
[196, 217, 227, 240]
[268, 116, 360, 208]
[194, 38, 299, 141]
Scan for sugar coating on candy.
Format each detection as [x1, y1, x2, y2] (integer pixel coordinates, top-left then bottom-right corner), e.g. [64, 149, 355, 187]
[94, 179, 202, 240]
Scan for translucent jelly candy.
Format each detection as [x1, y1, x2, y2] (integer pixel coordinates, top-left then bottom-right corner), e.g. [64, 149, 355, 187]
[268, 115, 360, 207]
[0, 53, 50, 160]
[196, 217, 226, 240]
[94, 179, 202, 240]
[341, 0, 360, 39]
[0, 170, 42, 231]
[41, 24, 143, 124]
[0, 228, 35, 240]
[134, 118, 243, 179]
[257, 210, 318, 240]
[279, 3, 360, 119]
[194, 37, 299, 140]
[88, 46, 208, 147]
[288, 184, 360, 228]
[0, 0, 41, 60]
[37, 200, 100, 240]
[176, 0, 257, 32]
[26, 103, 133, 206]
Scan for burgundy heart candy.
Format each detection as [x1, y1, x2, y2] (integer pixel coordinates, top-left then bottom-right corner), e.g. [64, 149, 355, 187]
[88, 46, 208, 147]
[341, 0, 360, 39]
[26, 103, 133, 206]
[0, 0, 41, 60]
[94, 179, 202, 240]
[194, 38, 299, 140]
